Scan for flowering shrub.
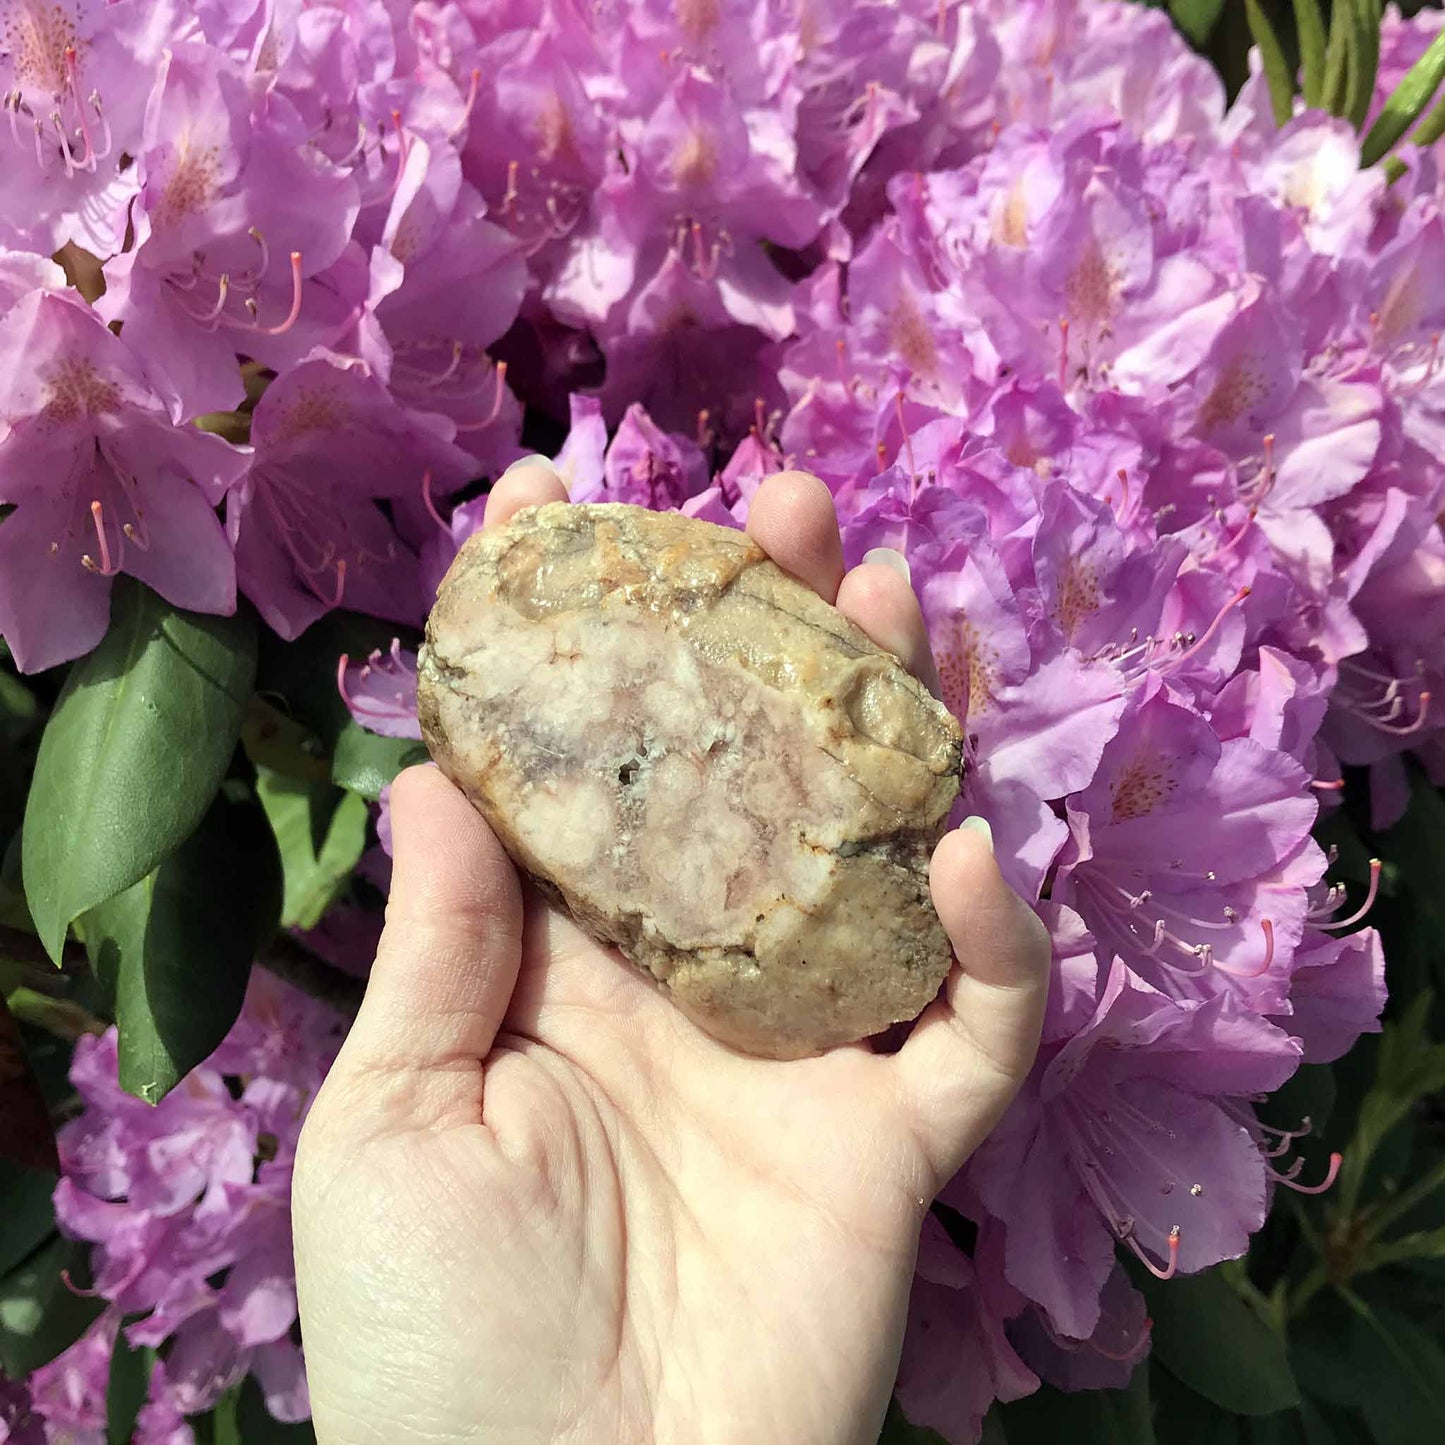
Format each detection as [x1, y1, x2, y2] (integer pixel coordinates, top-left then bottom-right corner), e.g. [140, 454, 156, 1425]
[2, 2, 1445, 1442]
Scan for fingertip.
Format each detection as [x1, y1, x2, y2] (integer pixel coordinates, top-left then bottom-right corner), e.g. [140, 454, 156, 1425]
[746, 469, 846, 601]
[385, 765, 522, 939]
[484, 457, 568, 529]
[929, 827, 1051, 990]
[835, 561, 940, 693]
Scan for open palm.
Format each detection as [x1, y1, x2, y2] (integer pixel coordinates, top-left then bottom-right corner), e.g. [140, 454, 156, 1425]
[293, 465, 1050, 1445]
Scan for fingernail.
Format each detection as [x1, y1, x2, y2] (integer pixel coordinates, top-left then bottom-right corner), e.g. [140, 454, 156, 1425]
[958, 815, 994, 853]
[500, 454, 557, 479]
[862, 546, 911, 582]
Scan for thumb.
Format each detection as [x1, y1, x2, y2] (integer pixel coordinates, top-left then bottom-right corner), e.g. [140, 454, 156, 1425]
[319, 764, 524, 1132]
[890, 818, 1051, 1187]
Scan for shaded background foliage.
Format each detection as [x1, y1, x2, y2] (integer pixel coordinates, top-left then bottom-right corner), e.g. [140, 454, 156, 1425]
[3, 0, 1445, 1441]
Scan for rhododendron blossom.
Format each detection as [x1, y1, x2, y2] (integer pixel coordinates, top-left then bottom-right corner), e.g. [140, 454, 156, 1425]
[6, 2, 1440, 1441]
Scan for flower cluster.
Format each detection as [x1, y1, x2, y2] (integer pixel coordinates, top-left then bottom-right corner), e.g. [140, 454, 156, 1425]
[22, 974, 346, 1442]
[7, 0, 1444, 1440]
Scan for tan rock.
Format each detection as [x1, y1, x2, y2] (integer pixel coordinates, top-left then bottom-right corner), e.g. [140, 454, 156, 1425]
[417, 502, 963, 1058]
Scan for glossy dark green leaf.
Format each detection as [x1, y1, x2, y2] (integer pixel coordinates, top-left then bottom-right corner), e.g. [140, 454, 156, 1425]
[1138, 1267, 1299, 1415]
[0, 1162, 58, 1277]
[0, 1232, 104, 1374]
[22, 580, 256, 962]
[1168, 0, 1226, 45]
[1346, 1297, 1445, 1445]
[255, 768, 368, 930]
[1298, 1398, 1372, 1445]
[106, 1333, 153, 1445]
[330, 722, 427, 802]
[994, 1366, 1152, 1444]
[81, 790, 282, 1103]
[1361, 27, 1445, 164]
[1151, 1362, 1245, 1445]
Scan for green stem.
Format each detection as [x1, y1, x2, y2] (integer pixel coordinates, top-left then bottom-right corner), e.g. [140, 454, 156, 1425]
[1289, 1262, 1331, 1318]
[1362, 1156, 1445, 1244]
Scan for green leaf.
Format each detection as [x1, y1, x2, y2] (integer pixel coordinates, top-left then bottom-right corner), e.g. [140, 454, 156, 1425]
[1150, 1362, 1245, 1444]
[1138, 1266, 1299, 1415]
[1299, 1398, 1372, 1445]
[1361, 27, 1445, 165]
[256, 768, 369, 930]
[1365, 1224, 1445, 1270]
[1344, 0, 1383, 130]
[994, 1366, 1153, 1444]
[0, 1232, 104, 1374]
[241, 697, 330, 784]
[0, 1162, 59, 1277]
[80, 790, 282, 1103]
[1294, 0, 1328, 107]
[106, 1333, 153, 1445]
[330, 722, 427, 802]
[1245, 0, 1295, 126]
[1320, 0, 1354, 114]
[21, 580, 256, 963]
[1343, 1295, 1445, 1445]
[1408, 88, 1445, 149]
[1337, 992, 1445, 1216]
[1169, 0, 1226, 46]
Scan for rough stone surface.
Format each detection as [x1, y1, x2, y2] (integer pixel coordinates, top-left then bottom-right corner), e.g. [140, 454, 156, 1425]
[417, 502, 964, 1058]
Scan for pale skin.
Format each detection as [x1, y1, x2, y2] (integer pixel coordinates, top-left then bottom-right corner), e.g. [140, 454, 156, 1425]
[292, 466, 1051, 1445]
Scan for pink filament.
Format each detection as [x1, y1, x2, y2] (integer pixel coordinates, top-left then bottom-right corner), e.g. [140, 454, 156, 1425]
[420, 469, 447, 532]
[1122, 1224, 1180, 1281]
[1272, 1151, 1342, 1196]
[1320, 859, 1382, 931]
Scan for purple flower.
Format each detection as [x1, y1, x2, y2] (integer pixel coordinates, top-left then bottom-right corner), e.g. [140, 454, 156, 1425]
[967, 959, 1300, 1339]
[98, 40, 365, 419]
[361, 134, 527, 468]
[894, 1216, 1037, 1445]
[1007, 1265, 1151, 1393]
[1276, 926, 1387, 1065]
[0, 289, 245, 672]
[225, 354, 473, 639]
[24, 1312, 113, 1445]
[1056, 691, 1321, 1009]
[51, 972, 344, 1423]
[0, 0, 181, 255]
[0, 1374, 45, 1445]
[566, 401, 710, 509]
[338, 637, 421, 740]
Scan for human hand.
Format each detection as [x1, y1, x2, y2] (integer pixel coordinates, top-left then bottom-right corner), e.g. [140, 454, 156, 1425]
[293, 465, 1051, 1445]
